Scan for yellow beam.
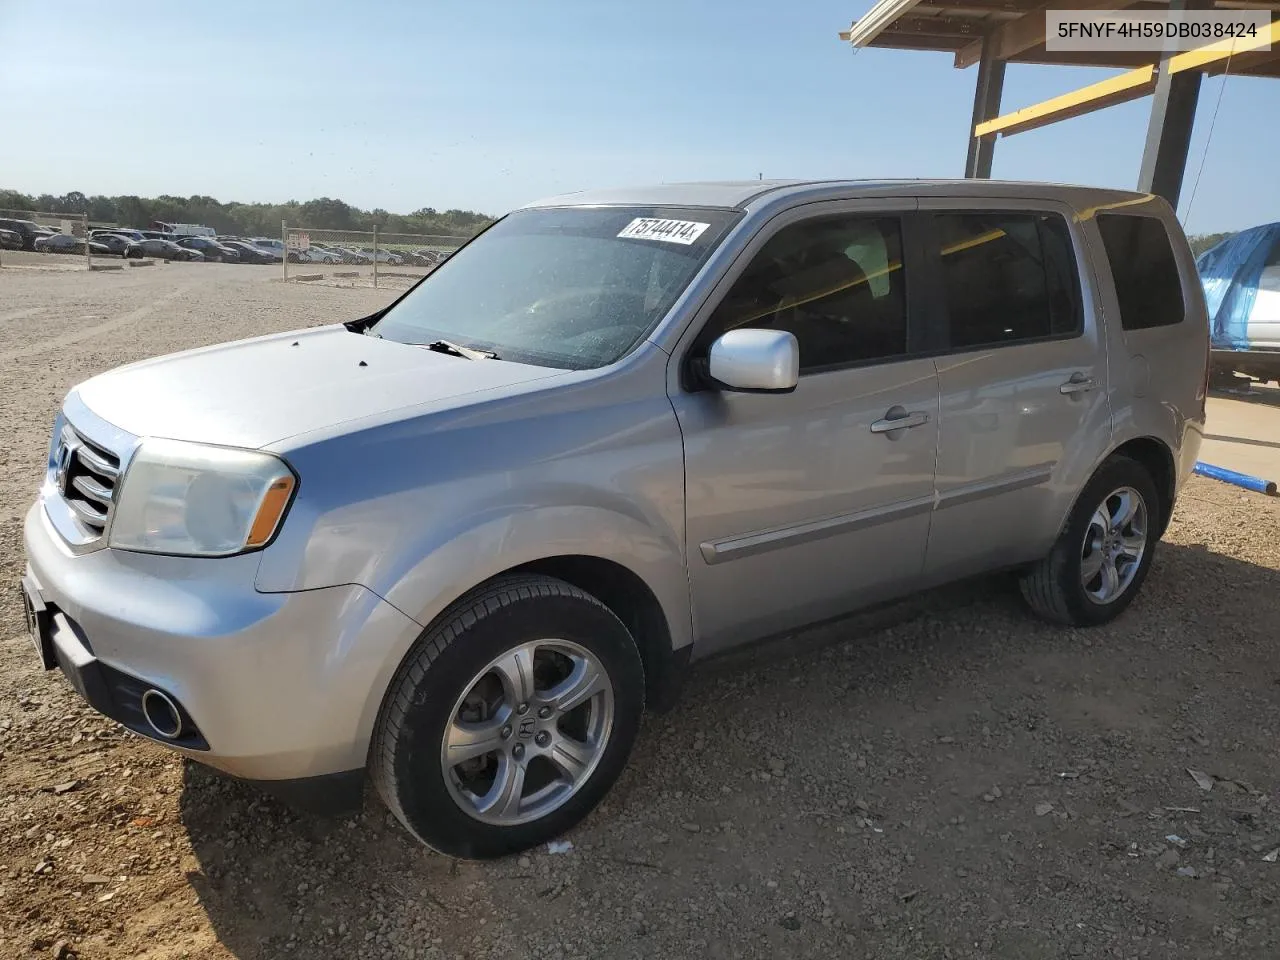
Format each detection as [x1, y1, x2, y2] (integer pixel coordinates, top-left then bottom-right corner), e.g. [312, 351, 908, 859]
[1169, 18, 1280, 73]
[974, 65, 1155, 137]
[975, 19, 1280, 139]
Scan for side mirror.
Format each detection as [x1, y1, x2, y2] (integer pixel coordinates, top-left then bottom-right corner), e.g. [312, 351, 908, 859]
[707, 329, 799, 393]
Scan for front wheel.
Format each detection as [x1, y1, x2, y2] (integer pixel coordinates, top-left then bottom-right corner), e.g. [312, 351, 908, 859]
[1019, 455, 1161, 627]
[371, 574, 645, 859]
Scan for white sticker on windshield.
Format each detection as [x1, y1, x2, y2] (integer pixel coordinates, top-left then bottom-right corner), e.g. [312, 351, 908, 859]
[617, 217, 710, 245]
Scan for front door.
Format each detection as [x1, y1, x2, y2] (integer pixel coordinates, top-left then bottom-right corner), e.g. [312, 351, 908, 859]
[670, 204, 940, 656]
[919, 204, 1113, 582]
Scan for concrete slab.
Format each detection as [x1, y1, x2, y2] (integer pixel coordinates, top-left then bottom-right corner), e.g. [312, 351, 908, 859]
[1201, 385, 1280, 485]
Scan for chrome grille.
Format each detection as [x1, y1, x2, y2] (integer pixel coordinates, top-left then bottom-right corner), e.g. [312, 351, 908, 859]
[54, 422, 122, 537]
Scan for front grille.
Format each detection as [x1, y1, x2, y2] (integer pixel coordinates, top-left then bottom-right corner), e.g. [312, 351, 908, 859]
[54, 422, 122, 537]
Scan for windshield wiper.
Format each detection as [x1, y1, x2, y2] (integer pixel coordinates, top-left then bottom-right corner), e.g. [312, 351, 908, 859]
[419, 339, 498, 361]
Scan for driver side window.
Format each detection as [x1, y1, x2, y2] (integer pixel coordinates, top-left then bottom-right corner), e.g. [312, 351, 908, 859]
[702, 215, 908, 373]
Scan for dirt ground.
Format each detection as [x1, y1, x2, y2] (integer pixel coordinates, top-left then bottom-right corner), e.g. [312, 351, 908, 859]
[2, 263, 1279, 960]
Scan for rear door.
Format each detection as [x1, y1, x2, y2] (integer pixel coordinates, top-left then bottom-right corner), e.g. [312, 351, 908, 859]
[919, 201, 1113, 583]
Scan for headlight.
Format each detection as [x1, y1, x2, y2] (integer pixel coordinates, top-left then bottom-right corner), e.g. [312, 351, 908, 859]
[108, 439, 297, 557]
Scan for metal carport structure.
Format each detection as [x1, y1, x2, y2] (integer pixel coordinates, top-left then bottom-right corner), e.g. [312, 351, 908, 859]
[839, 0, 1280, 207]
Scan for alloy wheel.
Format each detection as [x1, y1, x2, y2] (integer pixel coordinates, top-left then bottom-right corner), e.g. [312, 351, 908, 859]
[1080, 485, 1148, 604]
[440, 639, 613, 826]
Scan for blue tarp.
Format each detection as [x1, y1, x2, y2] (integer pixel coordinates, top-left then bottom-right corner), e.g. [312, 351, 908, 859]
[1196, 222, 1280, 352]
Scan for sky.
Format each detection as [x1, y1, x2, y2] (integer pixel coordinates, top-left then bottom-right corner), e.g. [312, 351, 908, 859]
[0, 0, 1275, 234]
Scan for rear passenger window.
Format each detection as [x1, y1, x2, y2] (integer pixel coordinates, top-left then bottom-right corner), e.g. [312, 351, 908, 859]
[1096, 214, 1185, 330]
[935, 212, 1081, 350]
[703, 215, 907, 371]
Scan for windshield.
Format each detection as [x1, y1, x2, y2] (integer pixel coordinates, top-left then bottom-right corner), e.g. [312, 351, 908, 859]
[371, 205, 738, 369]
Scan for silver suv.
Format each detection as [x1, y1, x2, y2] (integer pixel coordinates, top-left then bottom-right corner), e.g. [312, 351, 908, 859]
[21, 180, 1208, 858]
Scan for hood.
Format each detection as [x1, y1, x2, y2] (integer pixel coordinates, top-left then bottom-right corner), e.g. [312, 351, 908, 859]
[74, 325, 568, 448]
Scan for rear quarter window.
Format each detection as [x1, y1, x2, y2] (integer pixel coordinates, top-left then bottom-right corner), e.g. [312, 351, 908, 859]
[1095, 214, 1185, 330]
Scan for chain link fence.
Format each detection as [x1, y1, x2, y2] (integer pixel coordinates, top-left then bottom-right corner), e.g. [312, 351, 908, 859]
[0, 209, 93, 268]
[282, 223, 469, 289]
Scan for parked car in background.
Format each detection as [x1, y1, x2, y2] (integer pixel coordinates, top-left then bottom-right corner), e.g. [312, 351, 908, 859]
[219, 239, 279, 264]
[298, 246, 341, 264]
[176, 236, 241, 263]
[151, 221, 216, 238]
[250, 237, 287, 257]
[410, 248, 446, 266]
[89, 233, 133, 256]
[357, 247, 403, 265]
[292, 245, 347, 265]
[34, 234, 112, 255]
[331, 246, 372, 264]
[0, 228, 23, 250]
[0, 217, 44, 250]
[19, 180, 1208, 860]
[124, 238, 203, 261]
[95, 228, 146, 243]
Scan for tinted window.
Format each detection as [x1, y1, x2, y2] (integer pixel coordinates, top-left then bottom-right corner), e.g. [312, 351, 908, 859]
[1096, 214, 1185, 330]
[935, 212, 1081, 350]
[702, 215, 907, 371]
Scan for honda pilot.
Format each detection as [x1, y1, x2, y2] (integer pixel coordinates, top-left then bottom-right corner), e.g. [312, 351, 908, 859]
[22, 179, 1208, 858]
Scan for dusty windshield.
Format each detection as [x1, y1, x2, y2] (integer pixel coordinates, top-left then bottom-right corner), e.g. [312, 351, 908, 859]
[371, 206, 738, 369]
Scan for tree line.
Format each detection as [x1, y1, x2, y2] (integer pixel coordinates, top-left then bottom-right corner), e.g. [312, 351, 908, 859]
[0, 189, 493, 239]
[1187, 232, 1232, 257]
[0, 187, 1243, 254]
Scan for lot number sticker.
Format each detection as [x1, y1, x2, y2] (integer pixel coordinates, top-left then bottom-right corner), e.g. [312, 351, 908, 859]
[617, 218, 710, 245]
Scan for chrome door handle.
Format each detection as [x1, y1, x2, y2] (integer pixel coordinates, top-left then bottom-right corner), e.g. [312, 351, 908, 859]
[870, 411, 931, 434]
[1059, 375, 1097, 395]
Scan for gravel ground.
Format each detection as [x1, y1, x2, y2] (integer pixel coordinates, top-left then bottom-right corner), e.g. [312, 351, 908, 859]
[1, 263, 1279, 960]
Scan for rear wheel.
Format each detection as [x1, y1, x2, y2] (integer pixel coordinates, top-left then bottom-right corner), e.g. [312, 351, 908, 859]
[1019, 455, 1160, 627]
[371, 574, 645, 859]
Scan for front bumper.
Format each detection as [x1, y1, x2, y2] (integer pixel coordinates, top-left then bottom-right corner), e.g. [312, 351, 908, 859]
[22, 501, 423, 784]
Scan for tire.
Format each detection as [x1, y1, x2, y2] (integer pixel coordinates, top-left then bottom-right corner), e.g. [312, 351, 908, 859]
[371, 574, 645, 859]
[1019, 455, 1161, 627]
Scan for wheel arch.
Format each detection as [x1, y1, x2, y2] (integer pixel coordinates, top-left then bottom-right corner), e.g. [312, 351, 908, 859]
[1048, 435, 1178, 546]
[363, 551, 689, 774]
[1108, 436, 1176, 538]
[508, 555, 688, 712]
[358, 502, 693, 767]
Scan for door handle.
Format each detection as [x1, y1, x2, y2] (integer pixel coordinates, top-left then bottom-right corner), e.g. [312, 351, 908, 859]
[1059, 374, 1097, 395]
[870, 410, 931, 434]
